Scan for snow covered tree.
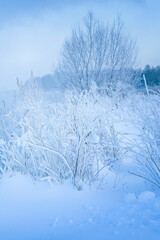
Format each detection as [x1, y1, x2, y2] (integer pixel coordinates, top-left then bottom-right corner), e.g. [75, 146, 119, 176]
[57, 12, 137, 92]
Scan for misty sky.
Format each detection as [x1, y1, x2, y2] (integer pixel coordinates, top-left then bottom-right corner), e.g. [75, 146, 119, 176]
[0, 0, 160, 90]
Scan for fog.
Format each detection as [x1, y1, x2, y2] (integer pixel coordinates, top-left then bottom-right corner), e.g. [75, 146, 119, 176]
[0, 0, 160, 90]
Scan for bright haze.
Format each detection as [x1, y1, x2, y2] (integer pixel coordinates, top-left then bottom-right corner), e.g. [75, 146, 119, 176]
[0, 0, 159, 90]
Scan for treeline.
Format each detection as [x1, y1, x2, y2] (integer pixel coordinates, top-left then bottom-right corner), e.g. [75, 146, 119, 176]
[138, 65, 160, 87]
[31, 64, 160, 92]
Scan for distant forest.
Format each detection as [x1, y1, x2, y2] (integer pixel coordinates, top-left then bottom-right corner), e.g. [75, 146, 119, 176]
[33, 65, 160, 92]
[140, 65, 160, 87]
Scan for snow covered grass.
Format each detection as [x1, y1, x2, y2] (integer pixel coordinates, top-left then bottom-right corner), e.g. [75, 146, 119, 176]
[1, 86, 160, 191]
[0, 89, 123, 189]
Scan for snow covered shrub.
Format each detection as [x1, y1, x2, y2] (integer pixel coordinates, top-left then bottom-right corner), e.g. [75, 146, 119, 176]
[131, 91, 160, 190]
[0, 83, 121, 189]
[0, 78, 44, 180]
[49, 91, 121, 188]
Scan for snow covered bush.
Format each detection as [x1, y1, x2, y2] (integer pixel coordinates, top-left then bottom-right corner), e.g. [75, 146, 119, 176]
[130, 89, 160, 191]
[0, 82, 121, 189]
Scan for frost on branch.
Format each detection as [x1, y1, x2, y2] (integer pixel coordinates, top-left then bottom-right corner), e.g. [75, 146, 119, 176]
[0, 86, 121, 189]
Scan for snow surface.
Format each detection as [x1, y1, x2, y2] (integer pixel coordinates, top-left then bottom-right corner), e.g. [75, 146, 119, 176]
[0, 174, 160, 240]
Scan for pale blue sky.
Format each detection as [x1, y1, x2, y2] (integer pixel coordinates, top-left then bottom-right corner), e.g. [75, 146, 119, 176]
[0, 0, 160, 90]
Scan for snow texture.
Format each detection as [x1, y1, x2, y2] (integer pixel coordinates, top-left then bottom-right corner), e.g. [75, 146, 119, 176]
[0, 174, 160, 240]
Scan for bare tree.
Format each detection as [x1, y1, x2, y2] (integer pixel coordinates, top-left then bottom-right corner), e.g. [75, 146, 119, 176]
[57, 12, 137, 91]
